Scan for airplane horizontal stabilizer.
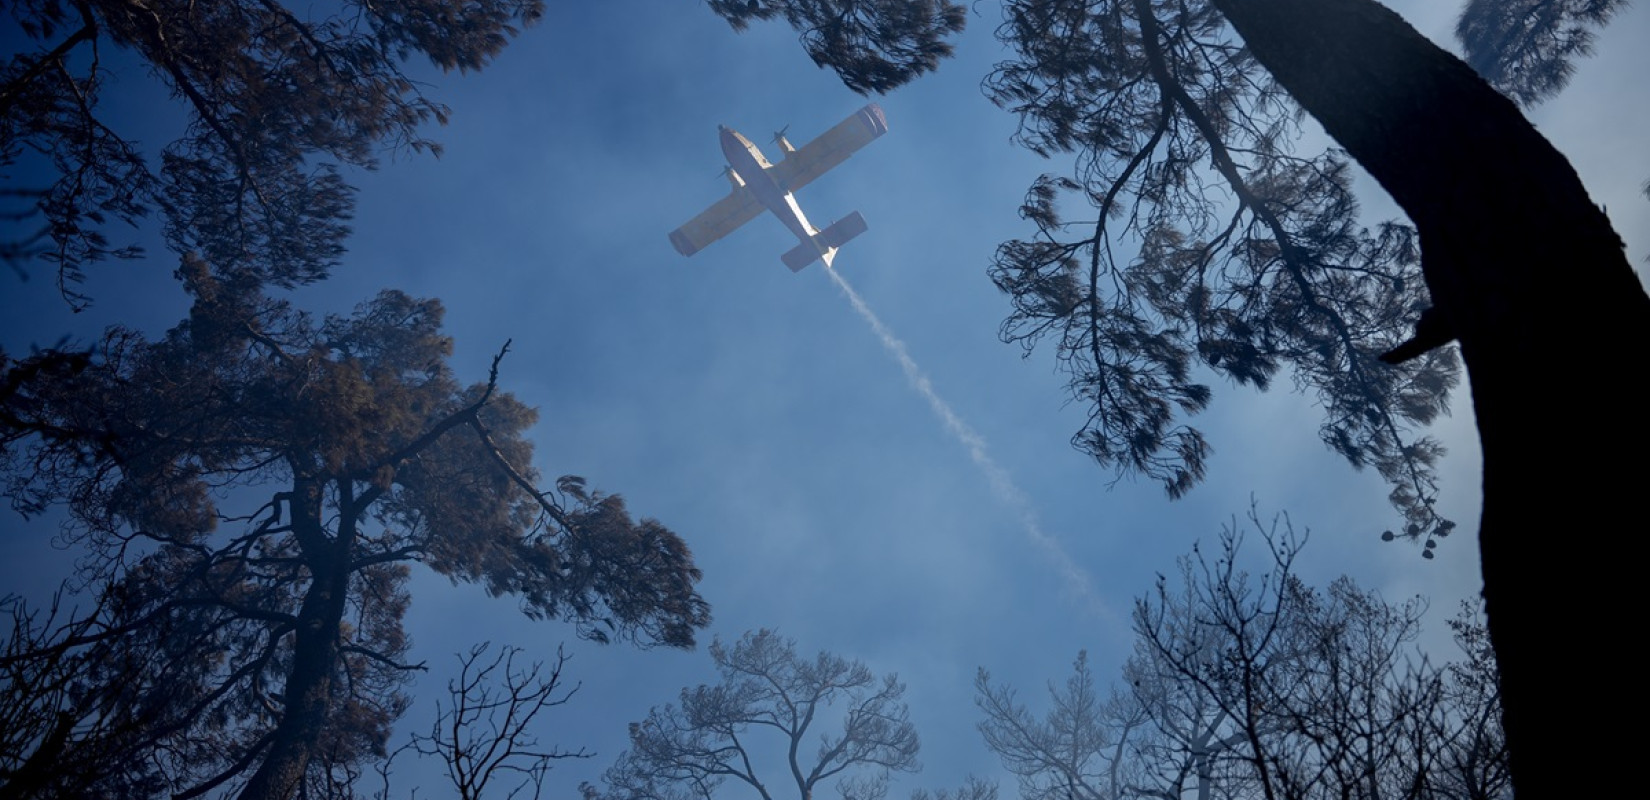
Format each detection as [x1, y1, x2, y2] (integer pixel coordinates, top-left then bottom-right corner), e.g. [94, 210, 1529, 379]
[780, 212, 869, 272]
[818, 211, 868, 248]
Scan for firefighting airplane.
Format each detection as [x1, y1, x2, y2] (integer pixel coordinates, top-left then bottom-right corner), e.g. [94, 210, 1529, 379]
[669, 104, 888, 272]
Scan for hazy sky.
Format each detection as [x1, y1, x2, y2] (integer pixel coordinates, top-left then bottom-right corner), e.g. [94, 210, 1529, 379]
[2, 1, 1647, 796]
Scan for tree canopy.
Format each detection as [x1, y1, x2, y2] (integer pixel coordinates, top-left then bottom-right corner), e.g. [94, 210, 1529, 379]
[986, 0, 1461, 542]
[1, 0, 544, 304]
[0, 268, 710, 799]
[4, 3, 733, 798]
[1456, 0, 1629, 107]
[705, 0, 965, 94]
[593, 629, 920, 800]
[977, 518, 1509, 799]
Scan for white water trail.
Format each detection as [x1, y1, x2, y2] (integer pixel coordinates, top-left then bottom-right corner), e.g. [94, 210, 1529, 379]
[822, 265, 1116, 623]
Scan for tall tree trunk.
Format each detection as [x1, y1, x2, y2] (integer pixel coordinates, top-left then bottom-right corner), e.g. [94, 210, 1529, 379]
[237, 481, 352, 800]
[0, 712, 76, 800]
[1205, 0, 1650, 796]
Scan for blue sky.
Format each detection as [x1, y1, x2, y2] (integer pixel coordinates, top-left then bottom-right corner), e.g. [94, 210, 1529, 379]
[3, 1, 1648, 796]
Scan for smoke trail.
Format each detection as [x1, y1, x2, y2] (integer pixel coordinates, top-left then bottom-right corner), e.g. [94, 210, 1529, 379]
[822, 265, 1115, 623]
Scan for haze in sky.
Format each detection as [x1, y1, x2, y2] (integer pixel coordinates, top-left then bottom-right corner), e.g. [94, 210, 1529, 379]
[2, 1, 1646, 795]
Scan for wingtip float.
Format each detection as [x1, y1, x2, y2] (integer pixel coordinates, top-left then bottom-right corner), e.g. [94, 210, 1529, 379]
[670, 104, 887, 272]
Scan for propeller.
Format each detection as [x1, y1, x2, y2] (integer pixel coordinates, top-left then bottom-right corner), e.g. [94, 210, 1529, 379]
[771, 124, 792, 145]
[714, 165, 743, 188]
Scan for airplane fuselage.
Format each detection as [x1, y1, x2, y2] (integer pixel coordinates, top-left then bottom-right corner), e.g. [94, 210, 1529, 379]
[718, 126, 831, 262]
[671, 104, 883, 271]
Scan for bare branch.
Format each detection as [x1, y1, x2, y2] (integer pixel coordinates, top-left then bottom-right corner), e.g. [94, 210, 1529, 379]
[392, 643, 590, 800]
[594, 630, 918, 800]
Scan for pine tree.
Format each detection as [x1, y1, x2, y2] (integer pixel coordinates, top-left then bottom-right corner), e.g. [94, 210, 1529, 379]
[0, 266, 710, 799]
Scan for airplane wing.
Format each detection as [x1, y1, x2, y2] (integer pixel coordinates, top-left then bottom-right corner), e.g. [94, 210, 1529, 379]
[669, 186, 765, 256]
[768, 104, 888, 194]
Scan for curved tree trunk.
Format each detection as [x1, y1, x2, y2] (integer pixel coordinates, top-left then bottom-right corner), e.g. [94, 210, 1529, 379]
[237, 481, 352, 800]
[1206, 0, 1650, 795]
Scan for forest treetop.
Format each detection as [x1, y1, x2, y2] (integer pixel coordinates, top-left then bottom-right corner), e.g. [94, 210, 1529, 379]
[2, 0, 545, 305]
[0, 270, 710, 798]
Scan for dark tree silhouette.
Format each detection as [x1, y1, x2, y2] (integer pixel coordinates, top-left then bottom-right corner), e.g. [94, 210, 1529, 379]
[592, 629, 921, 800]
[1456, 0, 1629, 106]
[705, 0, 966, 94]
[376, 643, 590, 800]
[909, 777, 998, 800]
[1194, 6, 1646, 797]
[707, 2, 1650, 794]
[981, 0, 1460, 546]
[1, 0, 544, 304]
[0, 265, 710, 800]
[0, 590, 175, 800]
[976, 516, 1510, 800]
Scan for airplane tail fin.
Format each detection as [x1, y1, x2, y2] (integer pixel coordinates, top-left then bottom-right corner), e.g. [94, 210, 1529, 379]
[781, 211, 869, 272]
